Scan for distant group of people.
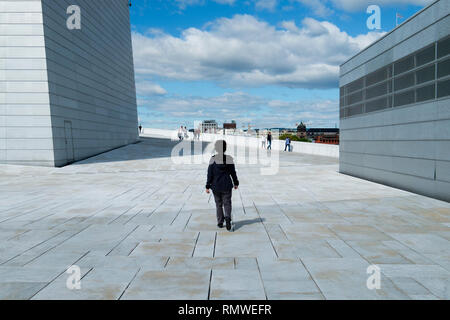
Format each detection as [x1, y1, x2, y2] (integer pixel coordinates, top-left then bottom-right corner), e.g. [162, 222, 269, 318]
[193, 128, 201, 140]
[178, 126, 189, 141]
[259, 131, 292, 152]
[260, 132, 272, 150]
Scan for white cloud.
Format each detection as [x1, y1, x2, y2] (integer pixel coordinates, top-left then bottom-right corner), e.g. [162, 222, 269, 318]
[136, 81, 167, 96]
[255, 0, 278, 11]
[297, 0, 434, 14]
[294, 0, 334, 17]
[331, 0, 434, 11]
[174, 0, 236, 10]
[132, 14, 384, 89]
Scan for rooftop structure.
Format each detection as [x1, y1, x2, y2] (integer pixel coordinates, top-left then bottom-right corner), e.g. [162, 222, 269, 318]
[339, 0, 450, 202]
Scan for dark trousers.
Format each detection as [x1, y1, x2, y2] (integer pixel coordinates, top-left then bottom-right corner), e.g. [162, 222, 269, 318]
[284, 144, 290, 151]
[213, 191, 232, 224]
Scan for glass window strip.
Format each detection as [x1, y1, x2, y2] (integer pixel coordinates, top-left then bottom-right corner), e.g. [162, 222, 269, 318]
[340, 36, 450, 118]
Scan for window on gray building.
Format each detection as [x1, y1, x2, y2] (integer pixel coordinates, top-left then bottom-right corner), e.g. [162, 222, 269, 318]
[346, 104, 364, 117]
[437, 37, 450, 59]
[437, 58, 450, 78]
[416, 84, 435, 102]
[394, 89, 415, 107]
[366, 66, 390, 86]
[437, 79, 450, 98]
[365, 97, 390, 113]
[394, 72, 415, 90]
[347, 78, 364, 94]
[366, 81, 389, 99]
[416, 64, 435, 84]
[416, 44, 435, 66]
[340, 35, 450, 119]
[394, 55, 415, 75]
[348, 90, 363, 105]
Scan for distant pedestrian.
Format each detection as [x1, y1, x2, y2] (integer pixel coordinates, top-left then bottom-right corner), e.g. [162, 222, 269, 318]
[261, 134, 266, 149]
[184, 126, 189, 140]
[139, 125, 142, 133]
[206, 140, 239, 231]
[267, 132, 272, 150]
[178, 126, 184, 141]
[284, 137, 291, 152]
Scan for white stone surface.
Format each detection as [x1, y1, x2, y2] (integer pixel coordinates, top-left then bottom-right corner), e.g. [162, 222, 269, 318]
[0, 136, 449, 300]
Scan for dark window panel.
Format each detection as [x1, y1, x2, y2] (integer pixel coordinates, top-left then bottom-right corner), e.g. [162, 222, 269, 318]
[366, 81, 388, 99]
[437, 79, 450, 98]
[416, 84, 436, 102]
[340, 108, 345, 119]
[346, 78, 364, 94]
[340, 87, 345, 97]
[365, 97, 389, 113]
[394, 55, 415, 75]
[366, 67, 389, 86]
[387, 65, 393, 78]
[437, 36, 450, 59]
[346, 104, 364, 117]
[416, 45, 435, 66]
[394, 72, 415, 91]
[347, 90, 363, 105]
[416, 64, 435, 84]
[340, 97, 345, 109]
[394, 89, 415, 107]
[437, 58, 450, 78]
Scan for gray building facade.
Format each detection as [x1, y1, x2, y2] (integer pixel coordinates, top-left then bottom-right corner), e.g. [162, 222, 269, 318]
[0, 0, 138, 167]
[339, 0, 450, 202]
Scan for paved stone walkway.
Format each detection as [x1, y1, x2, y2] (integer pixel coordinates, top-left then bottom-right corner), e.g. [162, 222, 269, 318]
[0, 137, 449, 300]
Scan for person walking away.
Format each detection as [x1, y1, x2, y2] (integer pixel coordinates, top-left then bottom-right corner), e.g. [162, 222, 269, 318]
[284, 137, 291, 152]
[139, 125, 142, 134]
[184, 126, 189, 140]
[267, 132, 272, 150]
[206, 140, 239, 231]
[261, 134, 266, 149]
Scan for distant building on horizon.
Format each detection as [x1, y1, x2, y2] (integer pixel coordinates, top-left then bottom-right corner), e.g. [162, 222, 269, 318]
[201, 120, 218, 133]
[223, 122, 237, 130]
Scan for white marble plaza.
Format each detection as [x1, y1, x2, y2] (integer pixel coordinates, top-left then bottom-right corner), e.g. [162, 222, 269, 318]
[0, 137, 449, 300]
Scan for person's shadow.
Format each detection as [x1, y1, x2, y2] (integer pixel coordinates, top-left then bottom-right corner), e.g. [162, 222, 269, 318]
[233, 218, 265, 231]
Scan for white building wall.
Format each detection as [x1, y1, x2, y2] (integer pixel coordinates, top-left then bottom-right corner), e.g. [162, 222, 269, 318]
[0, 0, 138, 167]
[0, 0, 55, 166]
[41, 0, 138, 166]
[339, 0, 450, 202]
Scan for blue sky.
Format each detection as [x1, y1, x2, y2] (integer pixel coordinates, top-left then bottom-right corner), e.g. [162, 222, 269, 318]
[129, 0, 432, 129]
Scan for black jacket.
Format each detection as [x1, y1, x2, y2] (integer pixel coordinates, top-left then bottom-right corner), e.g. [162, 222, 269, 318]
[206, 154, 239, 192]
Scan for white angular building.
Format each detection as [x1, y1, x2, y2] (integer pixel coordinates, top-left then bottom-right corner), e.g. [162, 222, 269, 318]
[339, 0, 450, 202]
[0, 0, 138, 167]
